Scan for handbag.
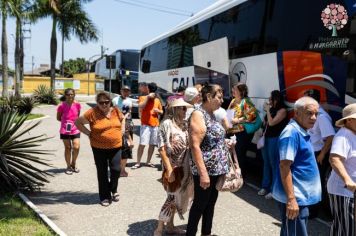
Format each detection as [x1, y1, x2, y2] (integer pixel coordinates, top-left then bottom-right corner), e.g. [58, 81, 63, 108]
[240, 99, 262, 134]
[162, 166, 184, 193]
[256, 125, 267, 150]
[216, 144, 243, 192]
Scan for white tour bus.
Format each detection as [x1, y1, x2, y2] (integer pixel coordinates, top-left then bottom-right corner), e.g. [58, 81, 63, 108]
[139, 0, 356, 118]
[139, 0, 356, 211]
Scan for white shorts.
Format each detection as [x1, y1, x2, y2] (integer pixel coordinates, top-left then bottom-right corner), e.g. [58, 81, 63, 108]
[139, 125, 158, 146]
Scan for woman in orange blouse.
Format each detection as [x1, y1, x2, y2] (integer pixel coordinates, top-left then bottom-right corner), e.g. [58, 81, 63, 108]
[227, 83, 257, 174]
[76, 92, 125, 206]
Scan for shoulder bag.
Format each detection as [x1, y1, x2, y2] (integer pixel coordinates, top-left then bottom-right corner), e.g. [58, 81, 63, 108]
[216, 142, 243, 192]
[257, 124, 267, 150]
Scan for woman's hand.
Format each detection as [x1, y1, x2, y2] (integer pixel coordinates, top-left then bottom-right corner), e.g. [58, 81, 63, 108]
[345, 180, 356, 192]
[263, 102, 270, 112]
[167, 169, 175, 183]
[200, 173, 210, 190]
[231, 118, 239, 125]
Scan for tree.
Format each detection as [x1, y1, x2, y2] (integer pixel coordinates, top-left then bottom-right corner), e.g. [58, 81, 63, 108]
[60, 57, 86, 77]
[1, 0, 16, 98]
[30, 0, 98, 90]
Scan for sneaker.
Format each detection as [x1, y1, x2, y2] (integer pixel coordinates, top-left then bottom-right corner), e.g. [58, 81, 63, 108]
[265, 193, 273, 200]
[112, 193, 120, 202]
[258, 188, 267, 196]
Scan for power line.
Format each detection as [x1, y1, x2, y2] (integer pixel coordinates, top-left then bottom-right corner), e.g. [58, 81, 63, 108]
[113, 0, 193, 17]
[134, 0, 193, 15]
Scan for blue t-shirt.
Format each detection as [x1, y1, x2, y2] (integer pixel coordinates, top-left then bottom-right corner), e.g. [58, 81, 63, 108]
[272, 119, 321, 206]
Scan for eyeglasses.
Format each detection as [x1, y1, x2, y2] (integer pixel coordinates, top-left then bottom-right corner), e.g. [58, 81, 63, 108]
[65, 94, 74, 96]
[98, 100, 110, 106]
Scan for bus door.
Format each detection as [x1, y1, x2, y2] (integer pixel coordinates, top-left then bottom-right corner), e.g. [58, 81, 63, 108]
[193, 37, 230, 98]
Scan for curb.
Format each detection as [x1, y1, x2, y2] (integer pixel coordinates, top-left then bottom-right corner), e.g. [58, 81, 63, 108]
[18, 193, 67, 236]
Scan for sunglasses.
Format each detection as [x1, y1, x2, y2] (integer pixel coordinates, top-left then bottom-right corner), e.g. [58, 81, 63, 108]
[65, 94, 74, 96]
[98, 100, 110, 106]
[178, 106, 187, 111]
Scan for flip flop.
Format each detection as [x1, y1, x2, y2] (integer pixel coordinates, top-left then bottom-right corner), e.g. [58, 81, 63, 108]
[65, 167, 73, 175]
[146, 163, 155, 168]
[131, 164, 141, 169]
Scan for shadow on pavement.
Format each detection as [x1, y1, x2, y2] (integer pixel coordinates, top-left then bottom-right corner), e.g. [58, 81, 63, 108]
[127, 219, 157, 236]
[28, 191, 99, 205]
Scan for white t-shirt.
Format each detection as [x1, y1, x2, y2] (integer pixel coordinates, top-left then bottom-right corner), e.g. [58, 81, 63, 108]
[214, 107, 227, 123]
[308, 107, 335, 152]
[112, 96, 132, 118]
[327, 127, 356, 197]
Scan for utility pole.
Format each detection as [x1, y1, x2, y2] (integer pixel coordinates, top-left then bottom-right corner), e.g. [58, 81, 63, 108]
[32, 56, 34, 74]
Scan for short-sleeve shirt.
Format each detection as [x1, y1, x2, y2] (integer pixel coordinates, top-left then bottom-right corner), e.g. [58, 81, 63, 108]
[272, 119, 321, 206]
[190, 107, 229, 176]
[139, 96, 162, 127]
[112, 96, 132, 115]
[84, 107, 124, 149]
[57, 102, 81, 135]
[308, 107, 335, 152]
[327, 127, 356, 198]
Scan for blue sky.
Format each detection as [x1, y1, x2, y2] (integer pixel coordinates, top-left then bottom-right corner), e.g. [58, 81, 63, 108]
[1, 0, 216, 72]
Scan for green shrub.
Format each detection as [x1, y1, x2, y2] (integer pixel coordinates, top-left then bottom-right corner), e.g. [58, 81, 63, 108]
[17, 97, 37, 115]
[33, 85, 58, 105]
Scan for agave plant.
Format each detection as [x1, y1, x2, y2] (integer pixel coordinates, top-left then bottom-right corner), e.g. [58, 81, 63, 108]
[33, 84, 58, 105]
[18, 96, 37, 114]
[0, 106, 52, 192]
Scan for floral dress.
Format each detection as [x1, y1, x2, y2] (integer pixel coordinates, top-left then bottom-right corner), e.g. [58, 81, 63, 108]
[190, 107, 229, 176]
[157, 119, 194, 222]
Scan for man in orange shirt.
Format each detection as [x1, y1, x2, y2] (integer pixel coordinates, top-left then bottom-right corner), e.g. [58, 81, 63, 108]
[132, 82, 163, 169]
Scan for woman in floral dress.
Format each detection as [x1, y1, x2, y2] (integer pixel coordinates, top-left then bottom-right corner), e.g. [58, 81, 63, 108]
[154, 98, 194, 236]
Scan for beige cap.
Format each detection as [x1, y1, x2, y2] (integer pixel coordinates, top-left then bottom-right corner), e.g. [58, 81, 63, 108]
[335, 103, 356, 127]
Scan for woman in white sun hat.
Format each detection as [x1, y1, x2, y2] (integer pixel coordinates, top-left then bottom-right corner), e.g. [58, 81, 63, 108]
[154, 98, 194, 236]
[327, 103, 356, 236]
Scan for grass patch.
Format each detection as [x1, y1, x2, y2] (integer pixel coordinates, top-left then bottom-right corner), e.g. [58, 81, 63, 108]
[14, 113, 45, 123]
[0, 195, 54, 236]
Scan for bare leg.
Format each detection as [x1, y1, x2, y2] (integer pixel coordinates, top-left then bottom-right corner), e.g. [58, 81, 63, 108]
[153, 220, 164, 236]
[136, 144, 145, 165]
[62, 139, 72, 168]
[120, 159, 128, 176]
[146, 145, 155, 164]
[71, 138, 80, 168]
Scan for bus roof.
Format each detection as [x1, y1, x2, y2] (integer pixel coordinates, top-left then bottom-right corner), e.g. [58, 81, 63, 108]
[141, 0, 246, 49]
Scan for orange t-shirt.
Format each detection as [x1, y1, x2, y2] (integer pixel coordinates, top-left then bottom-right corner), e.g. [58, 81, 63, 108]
[84, 107, 124, 149]
[139, 96, 162, 127]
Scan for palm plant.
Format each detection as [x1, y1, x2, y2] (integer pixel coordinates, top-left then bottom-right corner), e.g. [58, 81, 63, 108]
[1, 0, 17, 98]
[30, 0, 98, 90]
[0, 106, 52, 192]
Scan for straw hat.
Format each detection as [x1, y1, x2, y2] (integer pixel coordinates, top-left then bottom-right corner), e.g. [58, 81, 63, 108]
[170, 98, 193, 108]
[335, 103, 356, 127]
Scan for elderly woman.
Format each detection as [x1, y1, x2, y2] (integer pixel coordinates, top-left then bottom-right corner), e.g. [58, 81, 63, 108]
[186, 84, 229, 236]
[228, 83, 258, 172]
[327, 103, 356, 236]
[75, 92, 125, 206]
[154, 98, 194, 236]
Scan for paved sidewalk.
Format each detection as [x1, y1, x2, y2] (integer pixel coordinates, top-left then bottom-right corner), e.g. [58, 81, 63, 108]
[26, 104, 330, 236]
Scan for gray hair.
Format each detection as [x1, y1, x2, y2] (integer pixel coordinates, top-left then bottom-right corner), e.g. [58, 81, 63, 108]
[294, 96, 319, 111]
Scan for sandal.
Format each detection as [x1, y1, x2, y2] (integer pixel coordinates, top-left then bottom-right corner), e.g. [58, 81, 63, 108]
[112, 193, 120, 202]
[146, 162, 155, 168]
[100, 199, 111, 207]
[65, 167, 73, 175]
[131, 164, 141, 169]
[71, 166, 80, 173]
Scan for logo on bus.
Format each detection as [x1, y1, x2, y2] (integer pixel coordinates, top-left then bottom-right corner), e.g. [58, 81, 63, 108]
[321, 3, 348, 37]
[230, 62, 247, 85]
[168, 69, 179, 76]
